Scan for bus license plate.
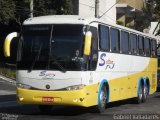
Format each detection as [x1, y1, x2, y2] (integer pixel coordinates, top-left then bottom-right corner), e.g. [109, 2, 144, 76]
[42, 97, 54, 102]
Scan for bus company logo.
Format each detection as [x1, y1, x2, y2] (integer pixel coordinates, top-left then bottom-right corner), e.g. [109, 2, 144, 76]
[39, 71, 55, 79]
[99, 53, 115, 70]
[39, 71, 47, 76]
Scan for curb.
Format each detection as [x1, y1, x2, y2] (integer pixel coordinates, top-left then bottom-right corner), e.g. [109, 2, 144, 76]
[0, 75, 16, 85]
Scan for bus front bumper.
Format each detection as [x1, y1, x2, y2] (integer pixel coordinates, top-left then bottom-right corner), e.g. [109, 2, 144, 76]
[17, 85, 98, 107]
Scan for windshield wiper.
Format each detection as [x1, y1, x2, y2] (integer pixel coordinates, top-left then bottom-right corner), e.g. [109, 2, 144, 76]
[28, 45, 42, 72]
[48, 25, 66, 73]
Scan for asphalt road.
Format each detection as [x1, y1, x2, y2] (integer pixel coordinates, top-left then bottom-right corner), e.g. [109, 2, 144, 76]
[0, 78, 160, 120]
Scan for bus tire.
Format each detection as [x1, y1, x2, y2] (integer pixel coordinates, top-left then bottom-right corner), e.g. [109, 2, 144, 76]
[142, 84, 148, 103]
[135, 84, 143, 104]
[95, 85, 107, 113]
[38, 105, 53, 113]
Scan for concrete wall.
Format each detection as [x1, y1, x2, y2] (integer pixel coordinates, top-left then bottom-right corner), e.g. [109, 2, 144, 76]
[79, 0, 95, 18]
[99, 0, 116, 23]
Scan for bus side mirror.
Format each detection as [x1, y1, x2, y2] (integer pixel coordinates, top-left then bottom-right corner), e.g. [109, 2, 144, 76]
[4, 32, 19, 57]
[84, 31, 92, 56]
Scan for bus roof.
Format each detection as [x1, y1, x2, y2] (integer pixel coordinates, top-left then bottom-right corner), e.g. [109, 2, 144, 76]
[23, 15, 95, 25]
[23, 15, 158, 40]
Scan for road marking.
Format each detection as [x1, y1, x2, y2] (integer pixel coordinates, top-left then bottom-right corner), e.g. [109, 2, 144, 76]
[0, 90, 16, 95]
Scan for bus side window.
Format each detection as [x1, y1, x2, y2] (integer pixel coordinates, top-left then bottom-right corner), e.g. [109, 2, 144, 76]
[89, 26, 98, 70]
[130, 33, 137, 55]
[121, 31, 129, 54]
[138, 36, 144, 56]
[151, 39, 157, 57]
[144, 37, 151, 57]
[110, 28, 120, 53]
[99, 25, 110, 51]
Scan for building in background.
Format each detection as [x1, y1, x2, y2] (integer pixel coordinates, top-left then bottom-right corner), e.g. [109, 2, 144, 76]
[72, 0, 155, 32]
[116, 0, 155, 32]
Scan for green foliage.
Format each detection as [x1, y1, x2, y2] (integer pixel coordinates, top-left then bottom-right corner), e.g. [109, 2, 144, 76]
[154, 0, 160, 18]
[0, 0, 73, 25]
[0, 64, 16, 79]
[14, 0, 30, 25]
[117, 20, 124, 26]
[0, 0, 16, 25]
[34, 0, 56, 16]
[34, 0, 73, 16]
[0, 67, 16, 79]
[61, 0, 73, 14]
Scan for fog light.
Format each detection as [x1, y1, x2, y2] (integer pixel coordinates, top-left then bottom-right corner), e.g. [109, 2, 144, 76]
[73, 99, 78, 102]
[19, 97, 24, 101]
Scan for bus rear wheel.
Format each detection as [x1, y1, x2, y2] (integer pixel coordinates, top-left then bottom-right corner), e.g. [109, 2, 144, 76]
[142, 84, 148, 103]
[38, 105, 53, 113]
[135, 84, 143, 104]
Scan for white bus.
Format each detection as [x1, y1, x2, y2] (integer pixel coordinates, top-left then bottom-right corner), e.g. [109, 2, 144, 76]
[4, 15, 158, 113]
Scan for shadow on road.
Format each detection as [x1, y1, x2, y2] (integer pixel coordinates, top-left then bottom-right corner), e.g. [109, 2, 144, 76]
[0, 97, 137, 116]
[154, 89, 160, 98]
[1, 91, 159, 116]
[157, 87, 160, 92]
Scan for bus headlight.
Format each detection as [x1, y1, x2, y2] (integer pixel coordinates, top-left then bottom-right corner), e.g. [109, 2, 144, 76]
[17, 83, 32, 89]
[65, 84, 86, 90]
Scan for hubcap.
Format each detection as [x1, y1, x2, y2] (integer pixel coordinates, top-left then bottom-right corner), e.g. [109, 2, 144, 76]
[100, 90, 106, 108]
[139, 87, 143, 100]
[144, 85, 148, 99]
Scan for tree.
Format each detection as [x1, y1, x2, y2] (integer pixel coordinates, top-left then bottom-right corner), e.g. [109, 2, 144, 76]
[154, 0, 160, 19]
[0, 0, 16, 25]
[34, 0, 73, 16]
[61, 0, 73, 15]
[34, 0, 56, 16]
[14, 0, 30, 25]
[0, 0, 74, 25]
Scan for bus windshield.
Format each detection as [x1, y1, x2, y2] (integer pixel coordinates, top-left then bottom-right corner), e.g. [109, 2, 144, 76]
[17, 24, 87, 71]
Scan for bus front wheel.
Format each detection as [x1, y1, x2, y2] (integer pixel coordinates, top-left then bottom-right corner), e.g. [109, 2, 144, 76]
[95, 85, 107, 113]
